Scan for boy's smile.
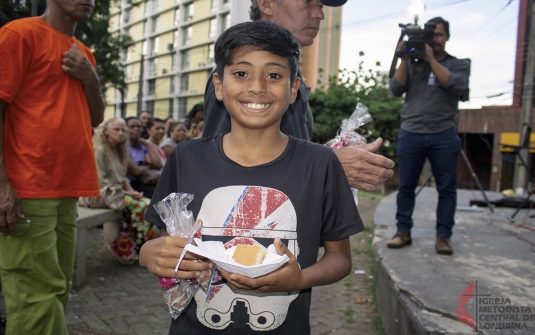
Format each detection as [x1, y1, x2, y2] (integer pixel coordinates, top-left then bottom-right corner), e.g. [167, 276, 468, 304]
[213, 46, 300, 132]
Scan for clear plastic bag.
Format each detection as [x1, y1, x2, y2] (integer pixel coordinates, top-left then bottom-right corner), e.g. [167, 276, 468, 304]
[327, 103, 373, 206]
[153, 193, 200, 319]
[327, 103, 373, 149]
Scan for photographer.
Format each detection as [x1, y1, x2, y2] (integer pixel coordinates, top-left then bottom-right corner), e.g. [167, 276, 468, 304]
[388, 17, 470, 255]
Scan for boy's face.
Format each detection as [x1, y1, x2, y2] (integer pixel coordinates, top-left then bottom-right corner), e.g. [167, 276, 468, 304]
[213, 46, 300, 132]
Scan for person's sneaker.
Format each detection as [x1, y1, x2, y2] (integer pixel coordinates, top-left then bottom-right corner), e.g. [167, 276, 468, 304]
[387, 231, 412, 248]
[436, 237, 453, 255]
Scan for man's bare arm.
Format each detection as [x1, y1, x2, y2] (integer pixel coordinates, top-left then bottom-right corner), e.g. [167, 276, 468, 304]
[62, 43, 105, 127]
[334, 138, 395, 192]
[0, 100, 24, 234]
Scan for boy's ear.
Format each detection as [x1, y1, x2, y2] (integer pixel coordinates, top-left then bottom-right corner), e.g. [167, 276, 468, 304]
[213, 73, 224, 102]
[258, 0, 276, 18]
[289, 77, 301, 104]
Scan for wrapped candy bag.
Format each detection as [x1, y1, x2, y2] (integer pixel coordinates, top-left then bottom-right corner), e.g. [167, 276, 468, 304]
[327, 103, 373, 205]
[328, 103, 373, 149]
[153, 193, 201, 319]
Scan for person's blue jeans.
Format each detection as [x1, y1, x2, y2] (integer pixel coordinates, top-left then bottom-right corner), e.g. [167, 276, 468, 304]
[396, 127, 461, 237]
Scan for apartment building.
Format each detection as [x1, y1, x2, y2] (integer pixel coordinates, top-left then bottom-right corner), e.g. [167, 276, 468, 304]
[105, 0, 342, 121]
[105, 0, 249, 120]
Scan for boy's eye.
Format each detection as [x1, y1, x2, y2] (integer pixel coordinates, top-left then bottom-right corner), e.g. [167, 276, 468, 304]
[268, 73, 282, 79]
[233, 71, 247, 78]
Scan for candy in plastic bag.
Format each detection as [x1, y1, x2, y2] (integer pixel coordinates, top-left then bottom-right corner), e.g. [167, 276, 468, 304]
[153, 193, 200, 319]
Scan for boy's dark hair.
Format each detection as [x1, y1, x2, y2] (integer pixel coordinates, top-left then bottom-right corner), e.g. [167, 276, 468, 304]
[214, 20, 301, 82]
[427, 17, 450, 36]
[147, 117, 164, 130]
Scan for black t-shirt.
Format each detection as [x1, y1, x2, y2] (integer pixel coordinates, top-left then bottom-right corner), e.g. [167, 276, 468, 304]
[145, 135, 364, 335]
[202, 71, 314, 141]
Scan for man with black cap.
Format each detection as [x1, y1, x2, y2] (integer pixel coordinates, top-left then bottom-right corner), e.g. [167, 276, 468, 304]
[202, 0, 396, 193]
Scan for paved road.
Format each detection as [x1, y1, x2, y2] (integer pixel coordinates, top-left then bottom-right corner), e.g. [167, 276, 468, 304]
[0, 194, 383, 335]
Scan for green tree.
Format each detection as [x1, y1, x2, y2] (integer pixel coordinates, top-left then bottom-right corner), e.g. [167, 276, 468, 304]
[309, 52, 403, 162]
[0, 0, 131, 93]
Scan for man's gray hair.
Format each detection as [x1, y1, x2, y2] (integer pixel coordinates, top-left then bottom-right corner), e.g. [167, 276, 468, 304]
[249, 0, 281, 21]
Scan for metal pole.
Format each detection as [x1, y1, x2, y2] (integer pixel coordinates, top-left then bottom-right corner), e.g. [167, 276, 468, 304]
[137, 54, 144, 115]
[514, 0, 535, 195]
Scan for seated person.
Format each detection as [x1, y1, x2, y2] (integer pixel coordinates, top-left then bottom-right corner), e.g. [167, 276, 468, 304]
[125, 117, 163, 198]
[146, 117, 167, 166]
[160, 122, 188, 158]
[93, 117, 158, 263]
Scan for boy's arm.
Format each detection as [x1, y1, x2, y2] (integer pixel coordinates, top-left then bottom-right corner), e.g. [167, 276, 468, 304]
[218, 237, 352, 293]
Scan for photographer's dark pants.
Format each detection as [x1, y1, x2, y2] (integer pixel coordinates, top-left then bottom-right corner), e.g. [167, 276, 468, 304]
[396, 127, 461, 237]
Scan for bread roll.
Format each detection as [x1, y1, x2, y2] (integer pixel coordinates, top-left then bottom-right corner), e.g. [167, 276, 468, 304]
[232, 244, 267, 266]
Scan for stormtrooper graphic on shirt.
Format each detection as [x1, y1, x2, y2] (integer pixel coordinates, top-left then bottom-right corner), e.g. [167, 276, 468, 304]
[194, 185, 299, 331]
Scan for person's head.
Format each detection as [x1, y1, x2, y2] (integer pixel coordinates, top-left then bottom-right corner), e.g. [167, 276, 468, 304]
[138, 111, 152, 128]
[94, 117, 128, 164]
[147, 117, 165, 143]
[426, 17, 450, 57]
[125, 117, 143, 142]
[164, 116, 176, 136]
[188, 104, 204, 124]
[213, 20, 301, 131]
[45, 0, 95, 23]
[249, 0, 347, 46]
[168, 122, 188, 143]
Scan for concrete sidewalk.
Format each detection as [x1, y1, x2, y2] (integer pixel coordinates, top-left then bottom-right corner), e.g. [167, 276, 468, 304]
[373, 187, 535, 335]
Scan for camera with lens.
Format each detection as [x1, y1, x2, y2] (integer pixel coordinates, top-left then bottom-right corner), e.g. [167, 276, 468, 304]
[396, 22, 436, 59]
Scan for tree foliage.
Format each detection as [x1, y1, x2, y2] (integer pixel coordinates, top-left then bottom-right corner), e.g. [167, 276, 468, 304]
[309, 53, 403, 161]
[0, 0, 131, 93]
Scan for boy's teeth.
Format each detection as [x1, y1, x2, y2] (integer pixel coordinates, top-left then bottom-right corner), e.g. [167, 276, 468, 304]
[245, 103, 268, 109]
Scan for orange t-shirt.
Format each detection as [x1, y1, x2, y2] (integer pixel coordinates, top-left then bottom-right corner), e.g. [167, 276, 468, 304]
[0, 17, 100, 198]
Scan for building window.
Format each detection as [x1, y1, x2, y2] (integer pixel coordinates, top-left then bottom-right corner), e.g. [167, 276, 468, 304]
[208, 43, 214, 63]
[151, 16, 159, 33]
[148, 79, 156, 95]
[142, 40, 148, 55]
[180, 74, 189, 93]
[211, 0, 217, 12]
[181, 49, 190, 70]
[149, 58, 158, 76]
[149, 37, 159, 54]
[169, 98, 174, 116]
[182, 26, 192, 45]
[146, 100, 154, 113]
[175, 8, 180, 25]
[122, 8, 131, 24]
[184, 3, 194, 21]
[221, 13, 230, 32]
[209, 18, 217, 39]
[170, 75, 175, 93]
[178, 98, 187, 118]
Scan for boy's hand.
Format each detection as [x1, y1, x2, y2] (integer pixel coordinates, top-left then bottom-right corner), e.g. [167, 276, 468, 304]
[61, 43, 97, 83]
[217, 237, 305, 293]
[139, 234, 213, 279]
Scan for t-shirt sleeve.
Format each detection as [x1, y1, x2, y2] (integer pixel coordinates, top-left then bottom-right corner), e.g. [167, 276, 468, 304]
[144, 149, 180, 230]
[320, 150, 364, 241]
[0, 26, 32, 103]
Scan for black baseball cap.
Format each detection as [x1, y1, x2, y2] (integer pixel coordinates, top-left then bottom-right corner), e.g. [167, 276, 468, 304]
[323, 0, 347, 6]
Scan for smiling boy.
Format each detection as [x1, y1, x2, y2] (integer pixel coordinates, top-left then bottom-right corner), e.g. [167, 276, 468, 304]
[140, 20, 364, 334]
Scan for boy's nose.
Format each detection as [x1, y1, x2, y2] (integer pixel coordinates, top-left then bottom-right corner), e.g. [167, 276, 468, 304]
[247, 78, 266, 94]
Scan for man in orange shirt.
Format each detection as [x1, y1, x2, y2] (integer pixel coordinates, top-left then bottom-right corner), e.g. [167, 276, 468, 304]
[0, 0, 104, 334]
